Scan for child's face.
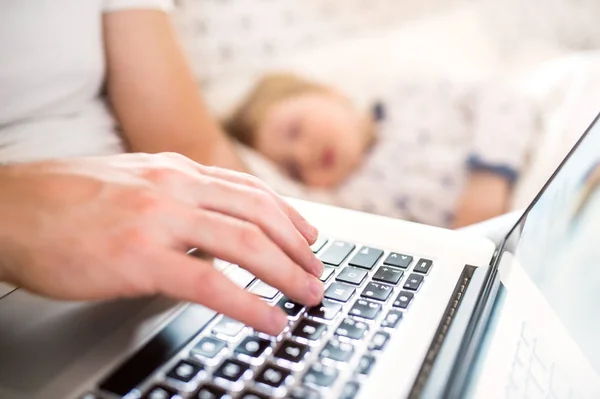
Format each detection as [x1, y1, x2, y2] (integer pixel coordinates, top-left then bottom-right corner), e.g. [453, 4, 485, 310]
[254, 93, 366, 188]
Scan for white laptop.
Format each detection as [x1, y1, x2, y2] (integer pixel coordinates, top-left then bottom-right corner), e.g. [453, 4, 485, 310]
[1, 113, 600, 399]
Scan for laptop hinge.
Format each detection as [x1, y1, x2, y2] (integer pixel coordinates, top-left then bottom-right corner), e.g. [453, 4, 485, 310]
[408, 263, 496, 399]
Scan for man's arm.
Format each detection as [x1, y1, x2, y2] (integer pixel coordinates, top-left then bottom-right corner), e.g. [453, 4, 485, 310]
[103, 9, 246, 171]
[0, 155, 323, 334]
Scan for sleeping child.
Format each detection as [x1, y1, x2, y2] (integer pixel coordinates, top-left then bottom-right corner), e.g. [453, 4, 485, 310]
[224, 73, 537, 228]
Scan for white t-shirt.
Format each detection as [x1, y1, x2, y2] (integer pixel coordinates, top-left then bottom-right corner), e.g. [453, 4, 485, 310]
[0, 0, 172, 164]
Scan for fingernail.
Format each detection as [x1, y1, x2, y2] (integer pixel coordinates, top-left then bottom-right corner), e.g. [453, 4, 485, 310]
[308, 276, 324, 303]
[305, 221, 319, 243]
[270, 308, 288, 334]
[311, 257, 324, 278]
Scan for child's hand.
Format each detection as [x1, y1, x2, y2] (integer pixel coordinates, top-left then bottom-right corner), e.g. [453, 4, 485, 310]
[452, 171, 511, 228]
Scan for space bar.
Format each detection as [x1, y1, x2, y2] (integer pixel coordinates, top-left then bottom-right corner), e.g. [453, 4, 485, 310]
[99, 304, 217, 396]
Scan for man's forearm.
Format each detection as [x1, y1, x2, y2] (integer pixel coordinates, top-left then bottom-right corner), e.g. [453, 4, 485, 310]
[104, 10, 248, 173]
[178, 133, 247, 172]
[0, 165, 18, 283]
[126, 124, 247, 172]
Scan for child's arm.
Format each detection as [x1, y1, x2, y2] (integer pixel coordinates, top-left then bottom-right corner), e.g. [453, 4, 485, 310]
[452, 170, 511, 228]
[453, 82, 537, 228]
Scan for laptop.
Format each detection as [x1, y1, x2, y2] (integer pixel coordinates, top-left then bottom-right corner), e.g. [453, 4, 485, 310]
[1, 114, 600, 399]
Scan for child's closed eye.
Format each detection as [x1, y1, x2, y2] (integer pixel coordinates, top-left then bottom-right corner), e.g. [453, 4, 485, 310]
[286, 118, 302, 140]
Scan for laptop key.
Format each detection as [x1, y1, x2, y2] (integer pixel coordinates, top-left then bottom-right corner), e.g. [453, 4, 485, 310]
[319, 241, 355, 266]
[250, 280, 279, 300]
[239, 390, 268, 399]
[340, 381, 361, 399]
[292, 319, 327, 342]
[348, 299, 381, 320]
[255, 364, 291, 389]
[320, 339, 354, 362]
[277, 296, 304, 319]
[274, 340, 310, 363]
[369, 331, 391, 351]
[303, 364, 339, 388]
[335, 318, 368, 340]
[320, 266, 335, 282]
[381, 309, 403, 329]
[166, 359, 204, 383]
[373, 266, 404, 285]
[235, 336, 271, 359]
[212, 316, 245, 339]
[357, 355, 376, 375]
[311, 236, 328, 253]
[143, 385, 178, 399]
[348, 246, 383, 270]
[307, 300, 343, 321]
[403, 273, 424, 291]
[361, 282, 393, 302]
[325, 282, 355, 302]
[195, 384, 228, 399]
[213, 358, 250, 383]
[393, 291, 414, 309]
[192, 336, 227, 359]
[383, 253, 413, 268]
[336, 267, 368, 285]
[414, 259, 433, 274]
[288, 386, 322, 399]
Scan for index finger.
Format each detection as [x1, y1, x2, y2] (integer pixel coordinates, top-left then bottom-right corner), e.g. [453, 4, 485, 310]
[152, 252, 289, 336]
[175, 156, 318, 245]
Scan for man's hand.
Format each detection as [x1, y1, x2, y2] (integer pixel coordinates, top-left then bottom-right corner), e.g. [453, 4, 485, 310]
[0, 153, 324, 335]
[452, 171, 511, 229]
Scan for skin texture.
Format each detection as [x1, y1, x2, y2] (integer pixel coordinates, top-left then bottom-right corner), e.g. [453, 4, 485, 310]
[103, 10, 246, 171]
[254, 93, 368, 188]
[0, 153, 324, 336]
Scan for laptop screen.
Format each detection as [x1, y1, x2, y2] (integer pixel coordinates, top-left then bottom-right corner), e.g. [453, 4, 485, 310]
[465, 113, 600, 399]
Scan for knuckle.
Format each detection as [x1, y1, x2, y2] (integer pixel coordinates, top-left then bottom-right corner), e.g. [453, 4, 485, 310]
[141, 167, 179, 185]
[249, 189, 274, 213]
[241, 173, 267, 190]
[238, 222, 264, 253]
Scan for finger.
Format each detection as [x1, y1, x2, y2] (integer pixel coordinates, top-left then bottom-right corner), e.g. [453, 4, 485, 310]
[167, 154, 318, 245]
[176, 208, 323, 307]
[189, 176, 323, 277]
[204, 167, 318, 243]
[151, 252, 289, 335]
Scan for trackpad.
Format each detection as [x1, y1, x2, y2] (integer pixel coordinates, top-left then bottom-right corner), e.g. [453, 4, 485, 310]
[0, 289, 174, 396]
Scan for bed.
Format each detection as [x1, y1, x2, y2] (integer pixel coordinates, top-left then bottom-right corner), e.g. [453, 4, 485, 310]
[172, 0, 600, 216]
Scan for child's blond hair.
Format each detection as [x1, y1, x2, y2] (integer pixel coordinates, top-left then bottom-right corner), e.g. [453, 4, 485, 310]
[224, 72, 368, 146]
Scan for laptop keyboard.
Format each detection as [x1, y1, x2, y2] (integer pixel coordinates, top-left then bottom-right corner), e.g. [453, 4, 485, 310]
[94, 238, 435, 399]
